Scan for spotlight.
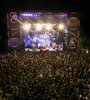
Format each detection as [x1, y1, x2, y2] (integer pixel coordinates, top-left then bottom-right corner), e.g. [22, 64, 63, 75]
[36, 24, 42, 31]
[58, 24, 64, 30]
[86, 50, 89, 54]
[46, 24, 52, 30]
[23, 23, 31, 32]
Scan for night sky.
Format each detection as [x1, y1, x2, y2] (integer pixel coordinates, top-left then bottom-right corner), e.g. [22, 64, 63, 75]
[0, 0, 90, 46]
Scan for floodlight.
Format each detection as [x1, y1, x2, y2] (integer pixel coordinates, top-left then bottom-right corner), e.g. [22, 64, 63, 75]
[58, 24, 64, 30]
[46, 24, 52, 30]
[23, 23, 31, 32]
[36, 24, 42, 30]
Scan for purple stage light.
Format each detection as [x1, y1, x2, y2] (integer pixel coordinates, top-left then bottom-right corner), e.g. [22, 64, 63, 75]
[21, 13, 42, 17]
[34, 12, 42, 17]
[21, 13, 33, 17]
[56, 13, 67, 18]
[62, 13, 67, 17]
[23, 32, 52, 48]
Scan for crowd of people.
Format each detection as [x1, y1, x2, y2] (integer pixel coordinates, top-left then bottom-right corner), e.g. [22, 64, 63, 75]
[0, 50, 90, 100]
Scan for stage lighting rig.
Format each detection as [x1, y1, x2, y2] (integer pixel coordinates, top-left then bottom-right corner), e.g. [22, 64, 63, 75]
[23, 23, 31, 32]
[46, 24, 52, 31]
[58, 24, 64, 30]
[86, 49, 89, 54]
[36, 24, 43, 31]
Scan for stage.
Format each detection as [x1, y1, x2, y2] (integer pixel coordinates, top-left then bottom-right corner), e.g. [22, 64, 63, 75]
[7, 11, 80, 51]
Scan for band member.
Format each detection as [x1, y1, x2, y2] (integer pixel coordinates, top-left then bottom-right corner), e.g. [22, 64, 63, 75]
[58, 44, 61, 50]
[32, 43, 36, 49]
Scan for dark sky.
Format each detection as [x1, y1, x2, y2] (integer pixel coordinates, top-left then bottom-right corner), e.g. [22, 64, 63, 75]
[0, 0, 90, 39]
[0, 0, 89, 12]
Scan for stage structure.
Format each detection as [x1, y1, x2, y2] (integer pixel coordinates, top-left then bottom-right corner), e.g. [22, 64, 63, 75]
[7, 11, 80, 51]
